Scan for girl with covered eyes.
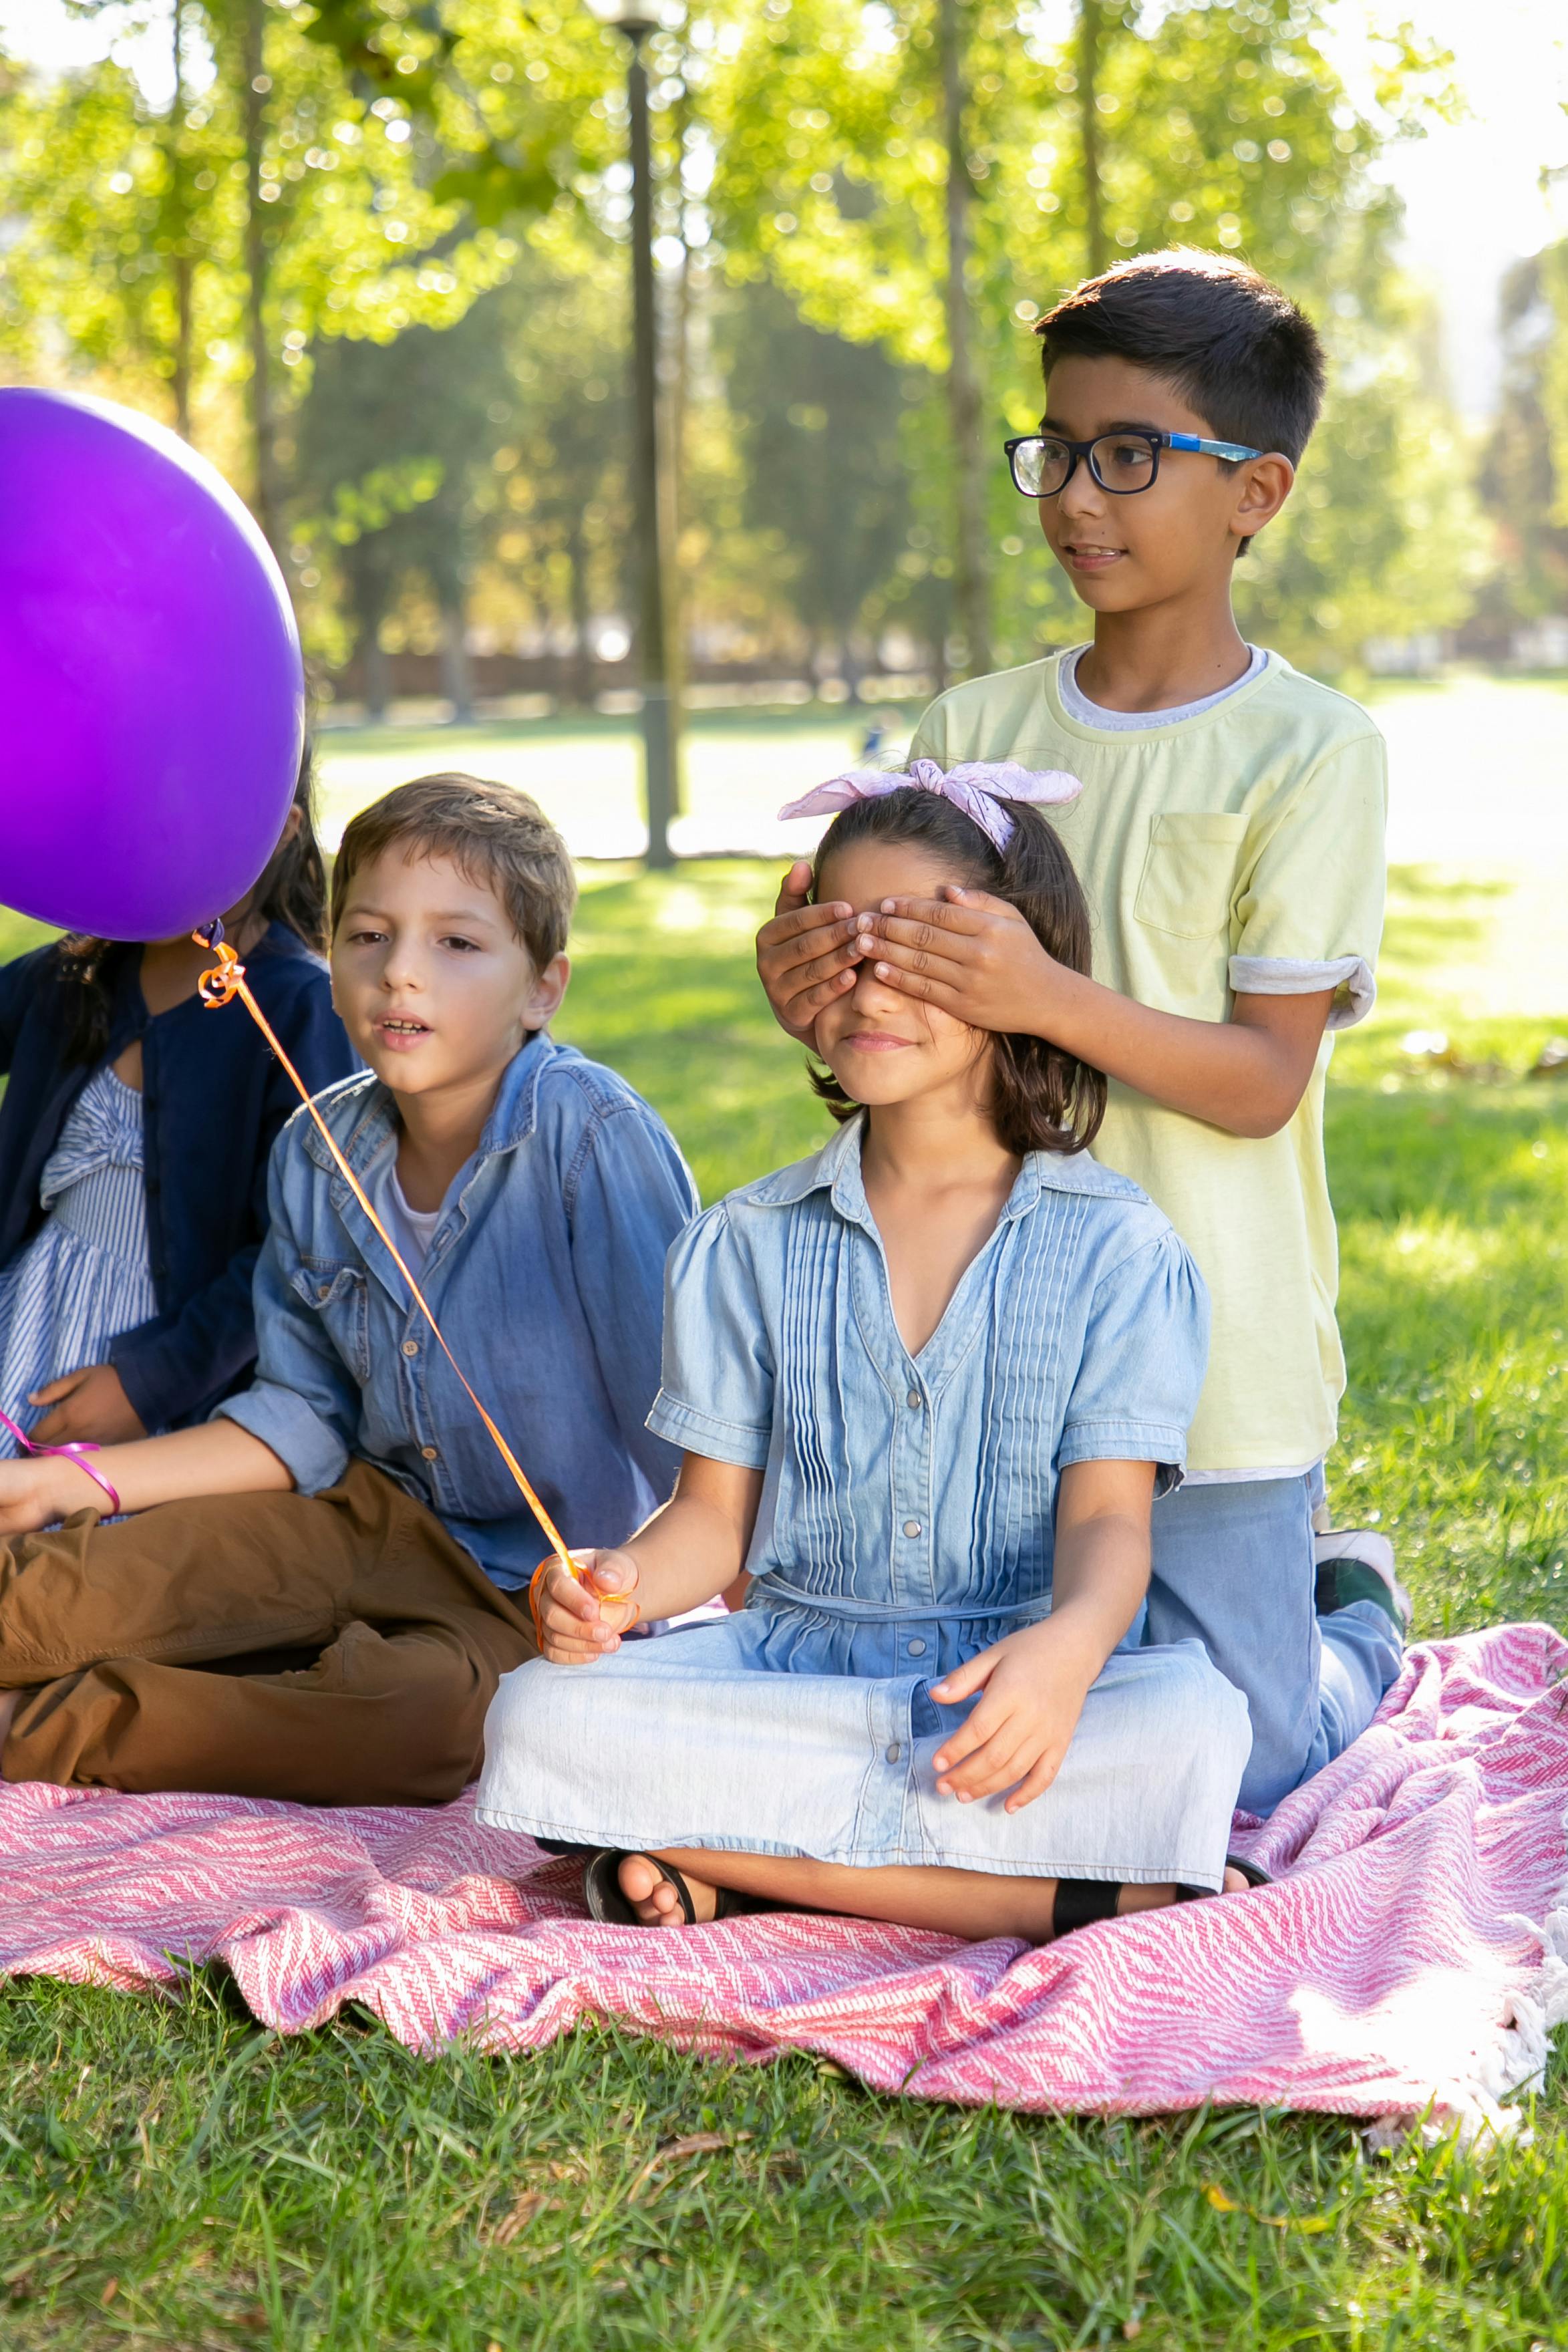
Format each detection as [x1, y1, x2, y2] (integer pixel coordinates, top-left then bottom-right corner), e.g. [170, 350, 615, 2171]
[478, 764, 1264, 1939]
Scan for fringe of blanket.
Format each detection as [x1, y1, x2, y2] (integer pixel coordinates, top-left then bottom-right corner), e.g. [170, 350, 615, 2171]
[1368, 1811, 1568, 2152]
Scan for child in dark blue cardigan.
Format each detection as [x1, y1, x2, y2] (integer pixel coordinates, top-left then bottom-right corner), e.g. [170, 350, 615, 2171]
[0, 756, 355, 1448]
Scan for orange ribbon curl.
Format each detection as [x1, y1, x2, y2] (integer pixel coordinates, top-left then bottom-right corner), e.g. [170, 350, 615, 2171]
[196, 932, 573, 1616]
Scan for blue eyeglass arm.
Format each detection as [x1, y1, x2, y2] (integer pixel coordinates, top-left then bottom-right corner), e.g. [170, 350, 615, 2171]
[1163, 431, 1264, 461]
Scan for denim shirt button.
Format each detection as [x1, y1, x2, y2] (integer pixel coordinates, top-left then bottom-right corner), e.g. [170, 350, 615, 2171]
[906, 1390, 921, 1409]
[420, 1444, 439, 1462]
[402, 1338, 420, 1358]
[885, 1743, 901, 1764]
[907, 1638, 927, 1656]
[902, 1518, 921, 1538]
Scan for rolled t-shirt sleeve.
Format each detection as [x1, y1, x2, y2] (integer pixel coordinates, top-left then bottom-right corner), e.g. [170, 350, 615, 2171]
[1229, 733, 1387, 1031]
[646, 1204, 775, 1468]
[1058, 1225, 1210, 1495]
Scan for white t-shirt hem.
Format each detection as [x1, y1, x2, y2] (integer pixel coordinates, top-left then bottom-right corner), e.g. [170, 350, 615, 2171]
[1183, 1459, 1321, 1487]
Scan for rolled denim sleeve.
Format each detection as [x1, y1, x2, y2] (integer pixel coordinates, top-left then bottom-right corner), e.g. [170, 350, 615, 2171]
[212, 1127, 361, 1492]
[647, 1203, 775, 1467]
[566, 1098, 700, 1500]
[1058, 1225, 1209, 1496]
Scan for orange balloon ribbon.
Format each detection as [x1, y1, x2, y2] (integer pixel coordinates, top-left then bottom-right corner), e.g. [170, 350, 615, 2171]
[195, 927, 575, 1631]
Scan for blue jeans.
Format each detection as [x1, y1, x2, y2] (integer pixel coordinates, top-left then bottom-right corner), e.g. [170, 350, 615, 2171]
[1144, 1473, 1403, 1817]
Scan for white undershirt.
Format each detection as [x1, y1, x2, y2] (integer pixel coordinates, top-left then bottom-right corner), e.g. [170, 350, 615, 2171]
[376, 1159, 443, 1280]
[1059, 641, 1269, 728]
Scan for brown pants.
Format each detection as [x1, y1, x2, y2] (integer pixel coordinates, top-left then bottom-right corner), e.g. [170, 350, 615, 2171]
[0, 1461, 537, 1805]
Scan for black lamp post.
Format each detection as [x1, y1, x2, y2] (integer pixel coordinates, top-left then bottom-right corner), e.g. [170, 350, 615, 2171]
[585, 0, 682, 868]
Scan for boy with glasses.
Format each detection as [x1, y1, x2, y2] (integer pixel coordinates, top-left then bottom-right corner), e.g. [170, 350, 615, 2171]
[757, 249, 1404, 1817]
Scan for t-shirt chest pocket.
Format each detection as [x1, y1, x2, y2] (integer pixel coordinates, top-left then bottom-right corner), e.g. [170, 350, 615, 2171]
[1133, 813, 1249, 939]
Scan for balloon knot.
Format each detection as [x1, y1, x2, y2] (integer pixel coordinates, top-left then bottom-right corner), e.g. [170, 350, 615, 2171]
[194, 931, 245, 1008]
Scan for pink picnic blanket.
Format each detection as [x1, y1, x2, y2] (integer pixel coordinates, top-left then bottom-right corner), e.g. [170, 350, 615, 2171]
[0, 1624, 1563, 2133]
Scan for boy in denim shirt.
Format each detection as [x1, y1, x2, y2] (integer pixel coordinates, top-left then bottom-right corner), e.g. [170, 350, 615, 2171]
[0, 774, 698, 1804]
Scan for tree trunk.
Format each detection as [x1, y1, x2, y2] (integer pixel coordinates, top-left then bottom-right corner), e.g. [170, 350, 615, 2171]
[241, 0, 284, 559]
[565, 512, 595, 708]
[1079, 0, 1110, 277]
[362, 632, 391, 721]
[439, 601, 475, 724]
[169, 1, 192, 439]
[937, 0, 991, 682]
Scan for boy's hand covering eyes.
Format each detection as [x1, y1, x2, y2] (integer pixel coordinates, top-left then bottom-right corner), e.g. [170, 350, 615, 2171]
[928, 1621, 1097, 1810]
[856, 885, 1056, 1030]
[536, 1548, 643, 1664]
[755, 860, 866, 1040]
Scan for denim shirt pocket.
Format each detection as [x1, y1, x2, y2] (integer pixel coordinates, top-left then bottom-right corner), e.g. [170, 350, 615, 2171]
[1133, 812, 1249, 939]
[290, 1258, 372, 1384]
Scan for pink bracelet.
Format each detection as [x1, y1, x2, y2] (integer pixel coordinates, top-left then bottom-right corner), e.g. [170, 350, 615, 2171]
[0, 1407, 122, 1515]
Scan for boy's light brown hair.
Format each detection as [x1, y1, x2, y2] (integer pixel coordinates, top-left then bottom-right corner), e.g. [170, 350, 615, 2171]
[330, 773, 577, 970]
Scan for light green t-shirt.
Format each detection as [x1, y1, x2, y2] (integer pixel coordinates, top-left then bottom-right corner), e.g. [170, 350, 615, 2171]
[909, 647, 1386, 1475]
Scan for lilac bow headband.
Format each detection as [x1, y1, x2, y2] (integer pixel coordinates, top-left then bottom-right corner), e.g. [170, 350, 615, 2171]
[777, 756, 1082, 854]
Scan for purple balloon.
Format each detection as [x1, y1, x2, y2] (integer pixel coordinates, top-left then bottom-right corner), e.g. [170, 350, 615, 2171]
[0, 389, 303, 941]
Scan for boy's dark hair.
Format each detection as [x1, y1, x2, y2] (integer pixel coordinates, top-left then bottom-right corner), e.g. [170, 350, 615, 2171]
[1035, 247, 1326, 467]
[56, 743, 331, 1066]
[331, 773, 577, 970]
[808, 787, 1106, 1158]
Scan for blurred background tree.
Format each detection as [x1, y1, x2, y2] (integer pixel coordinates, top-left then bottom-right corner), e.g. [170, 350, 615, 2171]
[0, 0, 1509, 702]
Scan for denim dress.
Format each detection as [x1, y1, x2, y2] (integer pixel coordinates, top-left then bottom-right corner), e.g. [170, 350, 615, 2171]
[478, 1119, 1252, 1890]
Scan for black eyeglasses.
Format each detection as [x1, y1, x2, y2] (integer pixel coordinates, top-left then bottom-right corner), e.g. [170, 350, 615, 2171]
[1004, 428, 1263, 498]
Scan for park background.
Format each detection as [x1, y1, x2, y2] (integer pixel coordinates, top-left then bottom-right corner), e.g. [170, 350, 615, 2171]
[3, 2, 1568, 2348]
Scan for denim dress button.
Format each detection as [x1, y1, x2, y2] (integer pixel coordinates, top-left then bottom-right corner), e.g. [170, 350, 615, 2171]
[885, 1743, 901, 1764]
[907, 1638, 927, 1657]
[903, 1519, 921, 1537]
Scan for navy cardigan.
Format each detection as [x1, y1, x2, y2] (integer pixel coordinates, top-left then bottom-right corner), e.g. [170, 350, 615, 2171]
[0, 925, 356, 1431]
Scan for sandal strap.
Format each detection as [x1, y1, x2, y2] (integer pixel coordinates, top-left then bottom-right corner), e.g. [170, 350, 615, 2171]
[1052, 1878, 1122, 1938]
[583, 1850, 697, 1926]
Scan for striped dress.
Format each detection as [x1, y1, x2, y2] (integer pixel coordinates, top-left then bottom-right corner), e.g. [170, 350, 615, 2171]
[0, 1066, 158, 1452]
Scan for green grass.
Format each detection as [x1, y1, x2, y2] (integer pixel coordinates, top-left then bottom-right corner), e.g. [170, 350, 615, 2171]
[1, 865, 1567, 2347]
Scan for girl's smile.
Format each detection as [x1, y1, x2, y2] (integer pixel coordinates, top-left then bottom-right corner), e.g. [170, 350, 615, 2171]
[840, 1028, 915, 1054]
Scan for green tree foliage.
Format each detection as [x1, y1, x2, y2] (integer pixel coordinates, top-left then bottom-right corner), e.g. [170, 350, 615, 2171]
[720, 280, 915, 687]
[0, 0, 1488, 687]
[703, 0, 1477, 674]
[1478, 249, 1568, 631]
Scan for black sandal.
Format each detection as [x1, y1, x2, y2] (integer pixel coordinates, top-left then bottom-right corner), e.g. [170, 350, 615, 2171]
[1052, 1854, 1272, 1940]
[583, 1850, 776, 1926]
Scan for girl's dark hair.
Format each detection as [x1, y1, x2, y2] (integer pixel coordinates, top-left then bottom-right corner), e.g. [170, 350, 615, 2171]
[808, 785, 1107, 1157]
[53, 746, 330, 1067]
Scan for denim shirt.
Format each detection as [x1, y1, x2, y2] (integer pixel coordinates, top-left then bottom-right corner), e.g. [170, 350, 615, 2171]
[220, 1032, 700, 1588]
[0, 928, 355, 1430]
[648, 1116, 1208, 1626]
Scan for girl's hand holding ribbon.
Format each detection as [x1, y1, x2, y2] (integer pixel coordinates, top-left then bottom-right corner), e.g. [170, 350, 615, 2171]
[532, 1548, 643, 1663]
[0, 1447, 110, 1538]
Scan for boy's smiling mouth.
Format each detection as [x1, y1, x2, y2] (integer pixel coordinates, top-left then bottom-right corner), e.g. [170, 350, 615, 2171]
[375, 1015, 432, 1048]
[1061, 542, 1126, 571]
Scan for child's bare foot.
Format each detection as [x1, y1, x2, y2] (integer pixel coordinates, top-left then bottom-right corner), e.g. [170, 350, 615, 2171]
[617, 1852, 721, 1926]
